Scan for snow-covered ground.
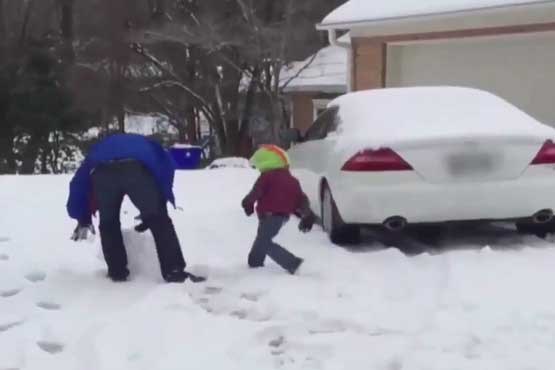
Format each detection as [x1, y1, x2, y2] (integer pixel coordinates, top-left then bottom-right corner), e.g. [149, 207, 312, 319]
[2, 169, 555, 370]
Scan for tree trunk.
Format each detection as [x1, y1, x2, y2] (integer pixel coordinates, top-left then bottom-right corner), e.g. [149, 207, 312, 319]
[19, 0, 36, 45]
[155, 0, 166, 15]
[0, 0, 6, 41]
[210, 111, 227, 156]
[238, 66, 260, 156]
[183, 46, 199, 144]
[110, 62, 125, 133]
[40, 147, 48, 174]
[59, 0, 75, 64]
[117, 106, 125, 133]
[186, 106, 197, 143]
[0, 129, 16, 174]
[147, 0, 155, 13]
[51, 133, 61, 174]
[175, 118, 187, 143]
[20, 133, 42, 174]
[226, 118, 239, 155]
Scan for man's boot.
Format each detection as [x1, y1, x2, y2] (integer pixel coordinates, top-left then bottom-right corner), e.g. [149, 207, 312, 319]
[145, 215, 187, 282]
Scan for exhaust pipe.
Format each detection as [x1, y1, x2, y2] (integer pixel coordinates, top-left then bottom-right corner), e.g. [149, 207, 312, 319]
[533, 209, 554, 224]
[383, 216, 407, 232]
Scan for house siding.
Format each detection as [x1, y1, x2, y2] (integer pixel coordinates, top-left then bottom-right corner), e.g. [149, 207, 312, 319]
[292, 93, 315, 134]
[352, 38, 386, 91]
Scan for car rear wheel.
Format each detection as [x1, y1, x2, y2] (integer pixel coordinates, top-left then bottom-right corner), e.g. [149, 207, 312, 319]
[409, 225, 446, 246]
[321, 183, 360, 245]
[516, 221, 555, 239]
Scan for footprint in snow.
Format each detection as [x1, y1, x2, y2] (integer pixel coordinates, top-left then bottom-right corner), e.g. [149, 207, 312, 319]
[387, 358, 404, 370]
[0, 236, 10, 243]
[25, 271, 46, 283]
[0, 319, 24, 333]
[37, 341, 64, 354]
[0, 288, 22, 298]
[230, 309, 249, 320]
[0, 253, 9, 261]
[269, 335, 286, 349]
[240, 292, 262, 302]
[203, 286, 223, 295]
[36, 302, 62, 311]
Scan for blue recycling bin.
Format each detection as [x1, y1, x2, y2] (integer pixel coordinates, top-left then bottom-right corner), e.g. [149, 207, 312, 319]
[168, 144, 202, 170]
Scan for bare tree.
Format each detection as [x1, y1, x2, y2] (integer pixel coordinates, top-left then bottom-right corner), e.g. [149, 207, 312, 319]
[130, 0, 340, 155]
[1, 0, 344, 173]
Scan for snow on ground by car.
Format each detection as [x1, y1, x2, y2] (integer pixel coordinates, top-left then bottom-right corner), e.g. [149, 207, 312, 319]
[2, 169, 555, 369]
[330, 87, 555, 153]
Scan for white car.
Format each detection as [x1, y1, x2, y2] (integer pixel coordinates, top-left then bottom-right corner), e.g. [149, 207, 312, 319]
[287, 87, 555, 244]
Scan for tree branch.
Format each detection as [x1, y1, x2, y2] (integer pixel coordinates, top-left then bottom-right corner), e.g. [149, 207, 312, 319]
[19, 0, 36, 45]
[132, 43, 216, 121]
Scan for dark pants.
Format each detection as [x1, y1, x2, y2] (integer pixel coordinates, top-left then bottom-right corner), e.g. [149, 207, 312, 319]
[248, 215, 301, 273]
[91, 160, 186, 280]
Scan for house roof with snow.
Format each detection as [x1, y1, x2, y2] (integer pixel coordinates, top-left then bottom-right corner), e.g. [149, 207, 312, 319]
[281, 36, 349, 94]
[318, 0, 555, 29]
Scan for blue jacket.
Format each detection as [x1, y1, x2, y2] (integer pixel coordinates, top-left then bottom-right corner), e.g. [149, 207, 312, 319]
[67, 134, 176, 224]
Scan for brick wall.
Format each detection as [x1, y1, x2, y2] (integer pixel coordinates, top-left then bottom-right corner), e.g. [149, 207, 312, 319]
[291, 93, 315, 134]
[351, 38, 386, 91]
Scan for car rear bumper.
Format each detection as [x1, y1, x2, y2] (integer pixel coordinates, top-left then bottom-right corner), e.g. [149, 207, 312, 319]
[330, 168, 555, 225]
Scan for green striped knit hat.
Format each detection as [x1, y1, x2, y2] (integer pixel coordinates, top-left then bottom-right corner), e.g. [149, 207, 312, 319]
[250, 144, 290, 172]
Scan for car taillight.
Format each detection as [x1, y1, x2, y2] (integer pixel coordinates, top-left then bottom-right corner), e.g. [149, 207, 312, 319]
[531, 140, 555, 165]
[341, 148, 413, 172]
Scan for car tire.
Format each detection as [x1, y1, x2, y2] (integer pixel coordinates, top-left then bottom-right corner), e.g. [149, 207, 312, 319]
[321, 183, 360, 245]
[409, 225, 446, 246]
[516, 221, 555, 239]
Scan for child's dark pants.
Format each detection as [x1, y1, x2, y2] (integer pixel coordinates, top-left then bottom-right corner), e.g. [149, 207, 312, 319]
[248, 215, 302, 273]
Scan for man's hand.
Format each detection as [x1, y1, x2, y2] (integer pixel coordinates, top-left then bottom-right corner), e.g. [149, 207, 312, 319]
[135, 222, 149, 233]
[134, 215, 149, 233]
[71, 224, 95, 242]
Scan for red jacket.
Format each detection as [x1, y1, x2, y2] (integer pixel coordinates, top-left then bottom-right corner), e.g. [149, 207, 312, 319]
[242, 169, 311, 217]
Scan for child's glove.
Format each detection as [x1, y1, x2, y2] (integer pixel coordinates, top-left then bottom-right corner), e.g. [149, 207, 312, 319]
[241, 199, 254, 217]
[298, 213, 316, 233]
[71, 223, 95, 241]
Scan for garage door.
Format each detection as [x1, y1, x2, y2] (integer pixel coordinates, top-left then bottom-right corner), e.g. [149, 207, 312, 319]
[386, 32, 555, 126]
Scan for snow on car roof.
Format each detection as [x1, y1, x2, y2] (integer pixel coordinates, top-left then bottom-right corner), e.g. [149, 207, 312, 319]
[329, 86, 555, 150]
[320, 0, 552, 28]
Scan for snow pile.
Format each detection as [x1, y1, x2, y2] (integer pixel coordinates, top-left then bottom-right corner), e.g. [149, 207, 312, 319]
[320, 0, 549, 27]
[329, 86, 555, 151]
[124, 230, 167, 282]
[207, 157, 253, 169]
[3, 170, 555, 369]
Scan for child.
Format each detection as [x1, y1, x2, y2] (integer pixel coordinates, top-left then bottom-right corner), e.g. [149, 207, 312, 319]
[241, 145, 316, 275]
